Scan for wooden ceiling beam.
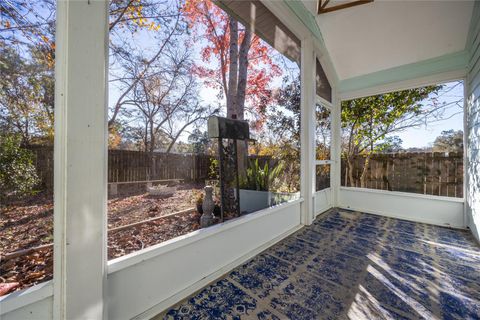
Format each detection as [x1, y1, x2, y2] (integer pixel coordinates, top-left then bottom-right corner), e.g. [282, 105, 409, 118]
[318, 0, 373, 14]
[321, 0, 330, 9]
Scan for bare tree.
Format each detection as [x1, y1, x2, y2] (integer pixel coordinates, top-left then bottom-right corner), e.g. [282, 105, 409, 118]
[0, 0, 188, 142]
[163, 101, 218, 153]
[108, 1, 186, 128]
[116, 41, 218, 176]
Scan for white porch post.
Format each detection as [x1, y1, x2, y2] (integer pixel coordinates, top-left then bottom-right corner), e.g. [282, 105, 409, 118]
[300, 37, 316, 225]
[331, 88, 341, 206]
[54, 1, 109, 319]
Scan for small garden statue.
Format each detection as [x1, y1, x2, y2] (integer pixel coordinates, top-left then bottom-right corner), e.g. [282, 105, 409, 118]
[200, 186, 215, 228]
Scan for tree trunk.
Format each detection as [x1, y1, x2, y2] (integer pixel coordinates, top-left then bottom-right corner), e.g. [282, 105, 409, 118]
[382, 158, 391, 191]
[227, 18, 238, 118]
[236, 28, 251, 119]
[149, 120, 156, 179]
[23, 117, 30, 147]
[347, 157, 355, 187]
[235, 28, 252, 176]
[359, 154, 371, 188]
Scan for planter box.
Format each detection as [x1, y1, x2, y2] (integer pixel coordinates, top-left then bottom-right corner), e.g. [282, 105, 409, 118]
[238, 189, 271, 214]
[271, 192, 300, 206]
[238, 190, 300, 213]
[147, 185, 176, 197]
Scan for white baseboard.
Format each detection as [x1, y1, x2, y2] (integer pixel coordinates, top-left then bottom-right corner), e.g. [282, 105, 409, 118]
[132, 224, 303, 320]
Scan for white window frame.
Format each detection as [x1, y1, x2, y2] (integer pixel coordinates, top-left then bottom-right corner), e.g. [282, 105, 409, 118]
[315, 95, 334, 166]
[314, 95, 333, 195]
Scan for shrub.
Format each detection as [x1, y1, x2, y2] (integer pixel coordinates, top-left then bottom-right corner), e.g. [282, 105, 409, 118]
[209, 157, 219, 180]
[0, 134, 39, 201]
[239, 159, 283, 192]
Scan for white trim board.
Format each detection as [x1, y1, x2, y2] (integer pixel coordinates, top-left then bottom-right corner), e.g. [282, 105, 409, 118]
[339, 69, 467, 101]
[339, 187, 465, 228]
[107, 201, 302, 320]
[1, 201, 303, 319]
[0, 281, 53, 316]
[314, 188, 332, 217]
[132, 223, 303, 320]
[1, 297, 52, 320]
[108, 199, 303, 273]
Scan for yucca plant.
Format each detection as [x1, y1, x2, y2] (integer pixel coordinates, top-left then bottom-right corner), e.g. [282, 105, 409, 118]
[240, 159, 283, 191]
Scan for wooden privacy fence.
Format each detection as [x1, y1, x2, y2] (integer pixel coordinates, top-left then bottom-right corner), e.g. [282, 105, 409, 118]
[28, 147, 213, 190]
[27, 146, 272, 191]
[108, 150, 212, 183]
[341, 152, 463, 198]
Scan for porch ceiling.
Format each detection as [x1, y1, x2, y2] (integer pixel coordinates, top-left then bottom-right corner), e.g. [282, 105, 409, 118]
[301, 0, 474, 81]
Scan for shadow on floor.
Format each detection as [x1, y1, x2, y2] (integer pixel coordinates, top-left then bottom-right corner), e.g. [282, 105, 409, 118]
[157, 209, 480, 319]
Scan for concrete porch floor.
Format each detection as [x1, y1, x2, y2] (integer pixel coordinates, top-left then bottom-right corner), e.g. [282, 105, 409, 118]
[157, 209, 480, 319]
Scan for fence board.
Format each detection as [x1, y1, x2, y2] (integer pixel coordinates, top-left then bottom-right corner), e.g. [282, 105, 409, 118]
[28, 147, 214, 190]
[27, 147, 272, 191]
[341, 152, 463, 198]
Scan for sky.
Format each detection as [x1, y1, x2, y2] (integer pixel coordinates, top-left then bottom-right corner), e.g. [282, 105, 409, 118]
[3, 0, 465, 152]
[107, 8, 301, 145]
[387, 80, 464, 149]
[106, 1, 463, 149]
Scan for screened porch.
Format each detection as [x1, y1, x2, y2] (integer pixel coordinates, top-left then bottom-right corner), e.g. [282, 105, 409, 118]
[0, 0, 479, 319]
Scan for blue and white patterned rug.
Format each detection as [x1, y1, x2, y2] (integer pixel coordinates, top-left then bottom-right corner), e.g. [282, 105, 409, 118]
[157, 209, 480, 319]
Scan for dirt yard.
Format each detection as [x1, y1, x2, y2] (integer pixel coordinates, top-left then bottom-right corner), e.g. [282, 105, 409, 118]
[0, 183, 206, 296]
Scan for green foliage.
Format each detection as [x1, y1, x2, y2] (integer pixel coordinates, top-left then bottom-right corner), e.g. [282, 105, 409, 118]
[188, 129, 210, 154]
[0, 43, 55, 145]
[433, 130, 463, 152]
[268, 77, 301, 144]
[264, 77, 301, 192]
[0, 133, 39, 200]
[376, 136, 403, 153]
[239, 159, 283, 192]
[209, 157, 219, 180]
[315, 103, 331, 160]
[341, 84, 444, 187]
[341, 85, 442, 156]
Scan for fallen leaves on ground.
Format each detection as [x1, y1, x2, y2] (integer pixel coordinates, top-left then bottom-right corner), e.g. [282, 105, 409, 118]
[0, 183, 205, 295]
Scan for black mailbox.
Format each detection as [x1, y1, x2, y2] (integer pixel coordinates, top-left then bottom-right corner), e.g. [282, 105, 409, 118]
[208, 116, 250, 140]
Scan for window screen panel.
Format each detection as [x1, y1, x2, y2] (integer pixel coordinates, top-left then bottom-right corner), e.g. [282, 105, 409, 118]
[316, 59, 332, 102]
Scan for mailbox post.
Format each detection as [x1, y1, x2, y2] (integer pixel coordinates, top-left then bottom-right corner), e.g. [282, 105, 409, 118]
[208, 116, 250, 221]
